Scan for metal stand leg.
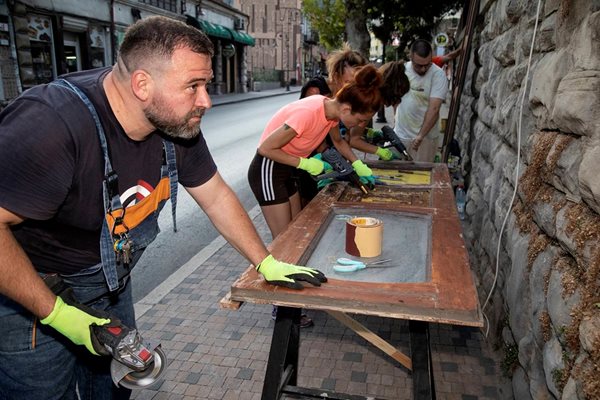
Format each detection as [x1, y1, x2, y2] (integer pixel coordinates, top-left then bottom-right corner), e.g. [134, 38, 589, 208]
[261, 306, 301, 400]
[409, 320, 435, 400]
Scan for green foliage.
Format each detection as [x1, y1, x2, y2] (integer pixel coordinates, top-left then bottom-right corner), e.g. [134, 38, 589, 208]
[551, 368, 568, 392]
[302, 0, 462, 56]
[303, 0, 347, 51]
[501, 342, 519, 377]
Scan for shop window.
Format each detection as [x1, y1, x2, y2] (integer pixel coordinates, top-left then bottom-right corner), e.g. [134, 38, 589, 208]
[28, 15, 55, 84]
[139, 0, 177, 13]
[0, 16, 9, 46]
[89, 25, 108, 68]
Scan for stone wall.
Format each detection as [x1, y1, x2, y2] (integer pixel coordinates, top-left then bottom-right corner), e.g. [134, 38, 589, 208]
[454, 0, 600, 399]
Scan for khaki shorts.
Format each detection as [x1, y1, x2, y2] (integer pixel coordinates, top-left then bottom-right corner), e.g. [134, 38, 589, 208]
[400, 136, 438, 162]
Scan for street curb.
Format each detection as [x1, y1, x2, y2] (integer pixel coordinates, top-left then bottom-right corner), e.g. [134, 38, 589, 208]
[134, 205, 262, 317]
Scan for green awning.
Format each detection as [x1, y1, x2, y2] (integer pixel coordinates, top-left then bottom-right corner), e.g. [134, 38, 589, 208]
[198, 20, 232, 40]
[227, 28, 255, 46]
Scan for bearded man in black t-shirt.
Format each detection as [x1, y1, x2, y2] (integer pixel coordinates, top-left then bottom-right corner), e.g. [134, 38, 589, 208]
[0, 16, 325, 399]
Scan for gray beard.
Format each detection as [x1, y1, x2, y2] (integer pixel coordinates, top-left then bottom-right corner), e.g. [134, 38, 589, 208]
[144, 97, 204, 140]
[145, 111, 201, 140]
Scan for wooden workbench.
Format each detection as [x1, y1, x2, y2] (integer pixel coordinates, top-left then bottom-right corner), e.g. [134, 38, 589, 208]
[223, 161, 482, 400]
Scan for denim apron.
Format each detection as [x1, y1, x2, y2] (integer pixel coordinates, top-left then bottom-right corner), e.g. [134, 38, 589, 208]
[51, 78, 179, 302]
[0, 79, 179, 400]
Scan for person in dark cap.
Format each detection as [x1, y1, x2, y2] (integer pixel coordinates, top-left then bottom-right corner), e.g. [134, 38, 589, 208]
[300, 76, 332, 99]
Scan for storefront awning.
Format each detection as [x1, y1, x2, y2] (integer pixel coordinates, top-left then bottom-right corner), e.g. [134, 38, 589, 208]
[227, 28, 255, 47]
[197, 20, 232, 40]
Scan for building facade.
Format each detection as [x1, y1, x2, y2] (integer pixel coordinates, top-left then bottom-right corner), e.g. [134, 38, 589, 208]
[0, 0, 255, 106]
[239, 0, 324, 90]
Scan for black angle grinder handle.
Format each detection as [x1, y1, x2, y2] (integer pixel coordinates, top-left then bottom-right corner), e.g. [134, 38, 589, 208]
[41, 274, 118, 357]
[316, 148, 370, 194]
[380, 126, 412, 161]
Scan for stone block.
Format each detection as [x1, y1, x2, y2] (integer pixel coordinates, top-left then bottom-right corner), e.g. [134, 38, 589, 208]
[569, 12, 600, 71]
[544, 0, 560, 17]
[529, 246, 559, 346]
[531, 187, 565, 237]
[561, 377, 582, 400]
[512, 366, 534, 400]
[549, 135, 581, 202]
[555, 206, 577, 255]
[518, 334, 553, 400]
[578, 312, 600, 353]
[547, 265, 582, 334]
[506, 233, 531, 340]
[529, 50, 571, 129]
[492, 30, 517, 67]
[579, 143, 600, 214]
[505, 0, 527, 24]
[542, 336, 564, 398]
[552, 71, 600, 137]
[537, 13, 557, 52]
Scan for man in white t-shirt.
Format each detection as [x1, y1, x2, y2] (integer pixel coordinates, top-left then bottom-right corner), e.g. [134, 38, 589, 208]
[394, 39, 448, 162]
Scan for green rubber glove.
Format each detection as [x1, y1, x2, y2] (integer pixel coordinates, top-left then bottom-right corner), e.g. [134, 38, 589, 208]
[40, 296, 111, 355]
[365, 128, 383, 142]
[297, 157, 325, 176]
[257, 254, 327, 290]
[375, 147, 395, 161]
[312, 153, 333, 172]
[351, 159, 373, 177]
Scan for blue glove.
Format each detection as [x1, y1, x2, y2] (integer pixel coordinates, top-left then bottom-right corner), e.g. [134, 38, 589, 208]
[317, 178, 334, 189]
[359, 175, 376, 186]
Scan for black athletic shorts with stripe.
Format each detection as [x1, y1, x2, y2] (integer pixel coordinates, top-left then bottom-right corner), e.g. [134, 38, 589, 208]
[248, 152, 299, 206]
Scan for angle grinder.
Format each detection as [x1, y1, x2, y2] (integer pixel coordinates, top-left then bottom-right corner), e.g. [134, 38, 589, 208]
[92, 322, 168, 390]
[42, 274, 168, 389]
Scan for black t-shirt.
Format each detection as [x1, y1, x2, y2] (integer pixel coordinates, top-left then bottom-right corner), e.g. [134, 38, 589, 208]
[0, 68, 217, 274]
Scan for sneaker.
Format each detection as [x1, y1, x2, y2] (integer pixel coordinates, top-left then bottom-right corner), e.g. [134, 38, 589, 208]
[300, 314, 314, 328]
[271, 306, 313, 328]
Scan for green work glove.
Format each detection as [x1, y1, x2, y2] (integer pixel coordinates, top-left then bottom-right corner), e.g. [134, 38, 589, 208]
[297, 157, 325, 176]
[352, 159, 376, 186]
[375, 147, 395, 161]
[351, 159, 373, 177]
[365, 128, 383, 142]
[257, 254, 327, 290]
[312, 153, 333, 172]
[40, 296, 111, 355]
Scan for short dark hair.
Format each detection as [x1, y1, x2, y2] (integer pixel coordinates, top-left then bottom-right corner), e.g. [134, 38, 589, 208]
[300, 76, 332, 99]
[410, 39, 432, 58]
[119, 16, 214, 72]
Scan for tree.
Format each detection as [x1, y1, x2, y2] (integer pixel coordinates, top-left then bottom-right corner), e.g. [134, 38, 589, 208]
[344, 0, 371, 58]
[303, 0, 462, 59]
[302, 0, 346, 51]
